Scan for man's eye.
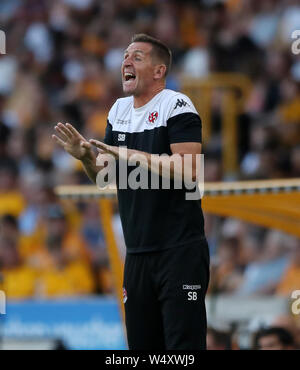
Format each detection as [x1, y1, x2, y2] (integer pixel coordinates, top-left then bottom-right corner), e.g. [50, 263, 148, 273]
[135, 57, 141, 61]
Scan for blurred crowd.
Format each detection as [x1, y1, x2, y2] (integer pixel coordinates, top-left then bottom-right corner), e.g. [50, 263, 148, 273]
[207, 314, 300, 349]
[0, 0, 300, 301]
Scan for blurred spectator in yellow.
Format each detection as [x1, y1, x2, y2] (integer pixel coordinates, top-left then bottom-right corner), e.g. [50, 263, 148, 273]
[43, 204, 90, 265]
[0, 215, 36, 299]
[80, 202, 114, 294]
[35, 204, 95, 297]
[17, 173, 55, 261]
[37, 259, 95, 298]
[279, 80, 300, 125]
[276, 237, 300, 296]
[0, 214, 19, 245]
[253, 327, 296, 350]
[0, 158, 25, 217]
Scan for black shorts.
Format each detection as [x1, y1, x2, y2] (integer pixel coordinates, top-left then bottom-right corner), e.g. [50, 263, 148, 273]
[123, 239, 210, 350]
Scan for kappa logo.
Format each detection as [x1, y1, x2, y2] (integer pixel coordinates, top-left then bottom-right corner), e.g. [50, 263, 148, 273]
[174, 99, 190, 109]
[182, 284, 201, 290]
[123, 287, 128, 303]
[148, 111, 158, 123]
[118, 133, 126, 142]
[116, 119, 130, 125]
[183, 284, 201, 301]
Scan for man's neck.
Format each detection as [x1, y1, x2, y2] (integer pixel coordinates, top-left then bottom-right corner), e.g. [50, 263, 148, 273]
[133, 84, 165, 108]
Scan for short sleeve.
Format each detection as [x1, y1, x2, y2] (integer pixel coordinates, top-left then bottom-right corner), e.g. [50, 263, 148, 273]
[104, 120, 113, 145]
[104, 100, 119, 145]
[167, 93, 202, 144]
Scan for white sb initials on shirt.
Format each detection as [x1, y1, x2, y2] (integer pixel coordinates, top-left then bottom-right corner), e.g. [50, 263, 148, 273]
[188, 292, 197, 301]
[118, 133, 126, 141]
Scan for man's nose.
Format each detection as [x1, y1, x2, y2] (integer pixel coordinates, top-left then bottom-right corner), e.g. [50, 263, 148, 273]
[124, 62, 132, 69]
[123, 57, 133, 67]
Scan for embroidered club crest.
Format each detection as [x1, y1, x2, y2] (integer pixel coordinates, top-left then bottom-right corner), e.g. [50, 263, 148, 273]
[148, 111, 158, 123]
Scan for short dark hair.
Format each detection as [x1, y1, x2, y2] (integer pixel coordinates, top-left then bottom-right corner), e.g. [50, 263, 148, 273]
[1, 214, 18, 228]
[253, 327, 295, 349]
[131, 33, 172, 77]
[207, 327, 232, 350]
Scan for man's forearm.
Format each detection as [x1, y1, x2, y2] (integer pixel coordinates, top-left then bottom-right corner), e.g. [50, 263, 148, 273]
[121, 148, 197, 182]
[81, 155, 99, 184]
[89, 140, 201, 183]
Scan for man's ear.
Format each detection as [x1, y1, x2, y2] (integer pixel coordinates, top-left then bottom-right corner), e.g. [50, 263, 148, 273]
[153, 64, 167, 80]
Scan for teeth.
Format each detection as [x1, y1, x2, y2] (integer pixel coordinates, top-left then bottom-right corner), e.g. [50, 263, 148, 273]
[124, 72, 135, 80]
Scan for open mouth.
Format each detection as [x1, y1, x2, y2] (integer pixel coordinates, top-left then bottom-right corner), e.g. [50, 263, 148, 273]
[124, 72, 136, 82]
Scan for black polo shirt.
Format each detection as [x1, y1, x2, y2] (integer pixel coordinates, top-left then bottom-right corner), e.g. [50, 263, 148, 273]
[104, 89, 205, 254]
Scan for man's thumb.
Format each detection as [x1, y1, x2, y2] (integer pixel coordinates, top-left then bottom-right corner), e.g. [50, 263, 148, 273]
[81, 141, 91, 149]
